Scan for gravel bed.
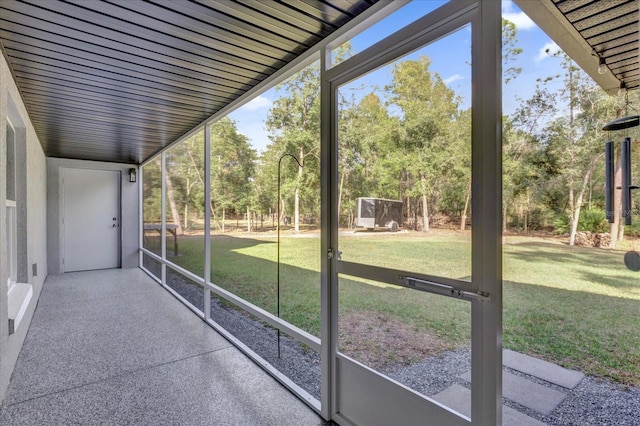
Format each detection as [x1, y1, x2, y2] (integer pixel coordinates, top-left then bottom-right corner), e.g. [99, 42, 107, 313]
[150, 268, 640, 425]
[155, 266, 322, 399]
[387, 348, 640, 425]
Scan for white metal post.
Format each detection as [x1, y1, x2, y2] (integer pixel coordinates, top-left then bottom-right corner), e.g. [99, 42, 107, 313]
[471, 0, 503, 425]
[161, 152, 167, 286]
[319, 44, 338, 421]
[138, 163, 143, 268]
[204, 124, 212, 320]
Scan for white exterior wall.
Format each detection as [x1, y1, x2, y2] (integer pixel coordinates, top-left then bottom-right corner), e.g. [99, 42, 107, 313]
[0, 50, 48, 402]
[47, 158, 139, 274]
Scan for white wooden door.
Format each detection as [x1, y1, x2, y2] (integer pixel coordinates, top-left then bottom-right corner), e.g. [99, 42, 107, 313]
[63, 168, 120, 272]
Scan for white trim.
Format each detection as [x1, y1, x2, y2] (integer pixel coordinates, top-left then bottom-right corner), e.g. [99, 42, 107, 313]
[139, 247, 320, 352]
[319, 43, 336, 420]
[204, 123, 211, 321]
[470, 1, 503, 424]
[7, 282, 32, 335]
[5, 203, 17, 291]
[139, 159, 144, 268]
[160, 152, 167, 285]
[323, 0, 410, 68]
[6, 118, 18, 290]
[206, 316, 321, 414]
[326, 0, 476, 86]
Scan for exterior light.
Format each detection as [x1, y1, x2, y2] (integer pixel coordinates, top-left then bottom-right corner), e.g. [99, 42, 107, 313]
[618, 81, 627, 96]
[129, 168, 137, 183]
[597, 56, 607, 74]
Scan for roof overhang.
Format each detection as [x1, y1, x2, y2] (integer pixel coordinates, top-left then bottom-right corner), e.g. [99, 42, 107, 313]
[515, 0, 638, 95]
[0, 0, 388, 164]
[2, 1, 638, 165]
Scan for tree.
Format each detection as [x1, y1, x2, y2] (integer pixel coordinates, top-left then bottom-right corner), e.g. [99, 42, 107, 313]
[385, 55, 461, 231]
[163, 131, 207, 233]
[265, 61, 321, 231]
[337, 91, 393, 227]
[543, 54, 619, 246]
[506, 84, 559, 233]
[210, 117, 257, 232]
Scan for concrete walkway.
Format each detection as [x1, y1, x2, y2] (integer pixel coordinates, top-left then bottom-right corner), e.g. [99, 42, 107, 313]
[433, 349, 585, 425]
[0, 269, 323, 425]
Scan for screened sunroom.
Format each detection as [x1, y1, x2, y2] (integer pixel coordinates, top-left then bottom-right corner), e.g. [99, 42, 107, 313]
[0, 1, 637, 425]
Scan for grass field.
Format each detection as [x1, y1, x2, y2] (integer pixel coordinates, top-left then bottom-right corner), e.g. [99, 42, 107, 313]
[165, 231, 640, 386]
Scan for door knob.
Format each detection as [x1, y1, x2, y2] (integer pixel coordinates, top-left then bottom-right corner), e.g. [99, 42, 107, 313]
[112, 217, 117, 221]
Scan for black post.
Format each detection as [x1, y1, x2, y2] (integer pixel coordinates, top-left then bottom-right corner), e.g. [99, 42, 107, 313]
[277, 153, 303, 358]
[605, 141, 614, 223]
[621, 137, 632, 225]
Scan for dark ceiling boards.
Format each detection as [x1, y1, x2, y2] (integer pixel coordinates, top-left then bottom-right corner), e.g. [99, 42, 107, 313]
[555, 0, 639, 91]
[1, 0, 637, 164]
[0, 0, 376, 164]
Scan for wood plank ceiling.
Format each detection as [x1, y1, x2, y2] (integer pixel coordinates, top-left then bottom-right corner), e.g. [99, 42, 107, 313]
[516, 0, 638, 96]
[0, 0, 377, 164]
[556, 0, 639, 91]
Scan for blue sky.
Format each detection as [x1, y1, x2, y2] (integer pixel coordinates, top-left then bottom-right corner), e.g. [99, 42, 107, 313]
[230, 0, 565, 154]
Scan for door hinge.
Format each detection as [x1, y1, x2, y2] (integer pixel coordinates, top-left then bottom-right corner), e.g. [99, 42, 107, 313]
[327, 249, 342, 260]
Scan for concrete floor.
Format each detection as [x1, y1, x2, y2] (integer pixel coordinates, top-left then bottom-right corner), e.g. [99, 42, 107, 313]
[0, 268, 324, 425]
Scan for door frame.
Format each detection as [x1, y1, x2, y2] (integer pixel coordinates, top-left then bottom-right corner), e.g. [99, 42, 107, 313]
[60, 167, 122, 273]
[320, 1, 502, 424]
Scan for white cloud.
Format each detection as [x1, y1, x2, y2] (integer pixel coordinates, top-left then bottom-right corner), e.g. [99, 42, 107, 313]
[236, 121, 270, 153]
[502, 1, 536, 30]
[536, 41, 561, 62]
[443, 74, 464, 85]
[239, 95, 271, 111]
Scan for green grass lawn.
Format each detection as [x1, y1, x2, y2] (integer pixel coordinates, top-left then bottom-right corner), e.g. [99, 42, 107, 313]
[168, 232, 640, 386]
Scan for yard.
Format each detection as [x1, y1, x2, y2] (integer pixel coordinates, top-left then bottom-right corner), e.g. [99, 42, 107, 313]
[166, 230, 640, 386]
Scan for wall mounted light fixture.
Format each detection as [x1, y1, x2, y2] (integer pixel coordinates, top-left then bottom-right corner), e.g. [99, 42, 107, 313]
[129, 168, 137, 183]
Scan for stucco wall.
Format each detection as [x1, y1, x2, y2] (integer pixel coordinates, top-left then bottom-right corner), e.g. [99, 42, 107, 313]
[0, 51, 48, 403]
[47, 158, 139, 274]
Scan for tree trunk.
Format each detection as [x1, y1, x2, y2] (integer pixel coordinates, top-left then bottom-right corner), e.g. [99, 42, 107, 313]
[164, 173, 184, 235]
[294, 147, 303, 233]
[420, 175, 430, 232]
[337, 170, 346, 227]
[570, 155, 602, 246]
[294, 187, 300, 232]
[461, 179, 471, 231]
[247, 205, 251, 232]
[503, 202, 508, 233]
[183, 203, 188, 230]
[568, 181, 576, 245]
[222, 208, 226, 233]
[187, 147, 215, 218]
[524, 191, 530, 233]
[279, 197, 286, 225]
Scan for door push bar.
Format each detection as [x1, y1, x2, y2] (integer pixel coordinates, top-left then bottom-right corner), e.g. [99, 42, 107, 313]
[402, 276, 491, 302]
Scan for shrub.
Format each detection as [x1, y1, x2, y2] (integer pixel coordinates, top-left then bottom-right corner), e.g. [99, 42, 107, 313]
[579, 208, 607, 233]
[552, 213, 570, 234]
[553, 208, 607, 235]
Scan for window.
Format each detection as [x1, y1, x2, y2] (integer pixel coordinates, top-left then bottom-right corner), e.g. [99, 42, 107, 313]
[6, 121, 17, 291]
